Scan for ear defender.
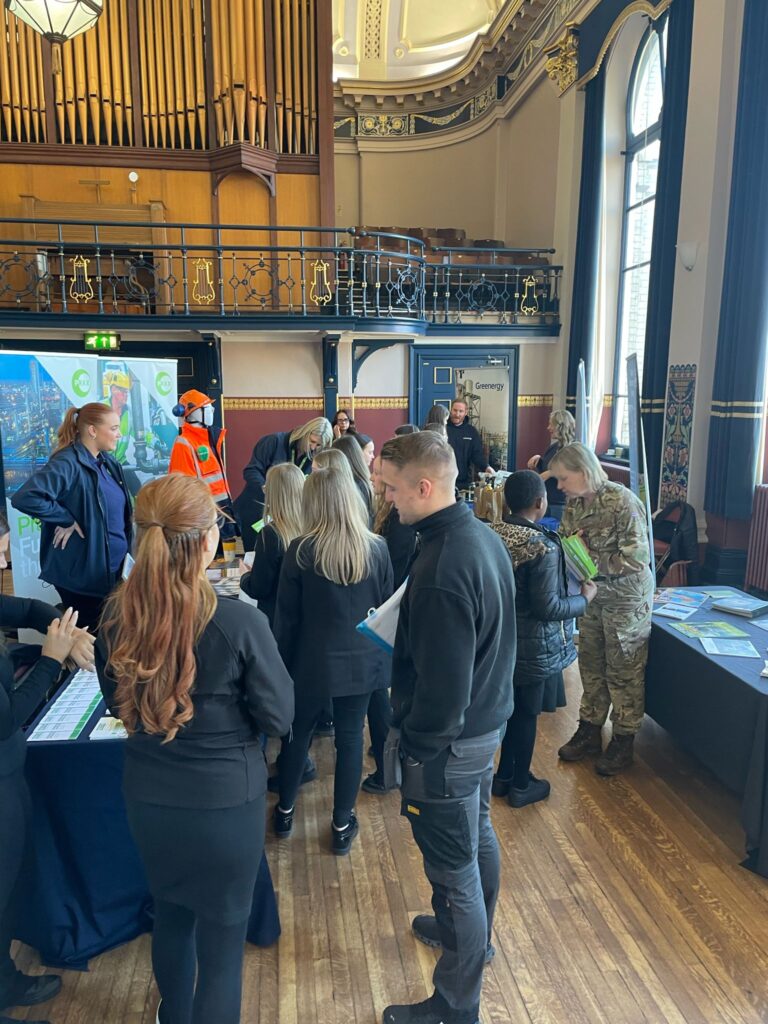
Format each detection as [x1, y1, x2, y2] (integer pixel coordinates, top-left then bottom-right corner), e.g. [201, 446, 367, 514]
[172, 403, 186, 417]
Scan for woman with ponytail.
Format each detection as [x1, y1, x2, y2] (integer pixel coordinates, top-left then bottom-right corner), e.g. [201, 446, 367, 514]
[11, 404, 132, 629]
[95, 474, 293, 1024]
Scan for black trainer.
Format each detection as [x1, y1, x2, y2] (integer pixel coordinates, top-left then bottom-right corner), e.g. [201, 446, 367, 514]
[361, 772, 387, 794]
[490, 774, 513, 798]
[314, 720, 335, 737]
[2, 973, 61, 1009]
[267, 756, 317, 793]
[382, 992, 480, 1024]
[273, 804, 294, 839]
[411, 915, 495, 963]
[331, 812, 359, 855]
[508, 774, 551, 808]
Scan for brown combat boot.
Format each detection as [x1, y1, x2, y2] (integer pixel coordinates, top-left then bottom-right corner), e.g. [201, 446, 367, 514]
[595, 733, 635, 776]
[558, 720, 602, 761]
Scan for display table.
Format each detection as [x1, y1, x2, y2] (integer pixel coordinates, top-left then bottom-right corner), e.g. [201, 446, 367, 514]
[645, 586, 768, 876]
[17, 673, 280, 970]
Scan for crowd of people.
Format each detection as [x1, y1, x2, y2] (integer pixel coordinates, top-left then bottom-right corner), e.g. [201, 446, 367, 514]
[0, 400, 653, 1024]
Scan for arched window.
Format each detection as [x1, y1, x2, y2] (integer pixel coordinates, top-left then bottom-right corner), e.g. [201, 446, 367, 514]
[612, 21, 667, 446]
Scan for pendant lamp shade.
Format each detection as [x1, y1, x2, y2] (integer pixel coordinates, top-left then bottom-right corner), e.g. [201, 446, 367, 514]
[4, 0, 103, 43]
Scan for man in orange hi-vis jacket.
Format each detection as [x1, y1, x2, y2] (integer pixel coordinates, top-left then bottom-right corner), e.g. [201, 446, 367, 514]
[169, 389, 238, 544]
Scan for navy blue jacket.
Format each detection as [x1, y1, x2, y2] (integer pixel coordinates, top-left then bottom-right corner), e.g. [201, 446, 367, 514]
[11, 443, 132, 598]
[234, 430, 311, 550]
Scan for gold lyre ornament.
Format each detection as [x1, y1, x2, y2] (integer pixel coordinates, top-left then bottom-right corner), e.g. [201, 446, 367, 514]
[544, 24, 579, 96]
[521, 276, 539, 316]
[69, 255, 94, 303]
[192, 258, 215, 305]
[310, 259, 332, 305]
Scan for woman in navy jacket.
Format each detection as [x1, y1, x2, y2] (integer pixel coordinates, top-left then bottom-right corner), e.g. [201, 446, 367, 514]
[12, 404, 132, 630]
[273, 465, 393, 855]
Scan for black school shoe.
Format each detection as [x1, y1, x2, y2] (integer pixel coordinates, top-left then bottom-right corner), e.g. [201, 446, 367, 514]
[1, 973, 61, 1011]
[490, 774, 513, 797]
[382, 992, 480, 1024]
[361, 772, 388, 794]
[508, 774, 551, 808]
[331, 812, 359, 855]
[411, 915, 495, 963]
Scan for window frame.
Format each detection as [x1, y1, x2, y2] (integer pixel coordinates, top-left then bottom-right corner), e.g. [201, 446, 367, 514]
[610, 19, 667, 449]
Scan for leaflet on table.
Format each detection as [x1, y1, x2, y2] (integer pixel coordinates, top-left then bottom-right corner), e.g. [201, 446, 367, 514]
[356, 579, 408, 654]
[27, 668, 103, 742]
[89, 716, 128, 740]
[671, 621, 749, 639]
[699, 638, 761, 658]
[653, 588, 709, 608]
[654, 604, 696, 621]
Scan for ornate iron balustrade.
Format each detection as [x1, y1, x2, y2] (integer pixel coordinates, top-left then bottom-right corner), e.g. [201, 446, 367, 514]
[0, 219, 561, 331]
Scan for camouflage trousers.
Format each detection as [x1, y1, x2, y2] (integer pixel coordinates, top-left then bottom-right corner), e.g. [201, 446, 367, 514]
[577, 567, 654, 736]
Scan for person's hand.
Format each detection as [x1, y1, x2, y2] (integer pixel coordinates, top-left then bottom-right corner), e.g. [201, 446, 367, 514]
[41, 607, 79, 665]
[581, 580, 598, 603]
[527, 455, 541, 469]
[238, 558, 250, 575]
[332, 424, 342, 439]
[69, 628, 96, 672]
[53, 522, 84, 549]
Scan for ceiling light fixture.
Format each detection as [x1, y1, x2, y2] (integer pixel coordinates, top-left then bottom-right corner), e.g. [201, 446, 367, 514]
[4, 0, 103, 43]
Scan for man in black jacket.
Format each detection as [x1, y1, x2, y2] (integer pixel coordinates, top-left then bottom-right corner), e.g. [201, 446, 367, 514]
[445, 399, 493, 491]
[379, 432, 516, 1024]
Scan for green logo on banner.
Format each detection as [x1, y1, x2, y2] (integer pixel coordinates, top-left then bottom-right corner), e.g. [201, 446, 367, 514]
[72, 369, 91, 398]
[155, 371, 172, 396]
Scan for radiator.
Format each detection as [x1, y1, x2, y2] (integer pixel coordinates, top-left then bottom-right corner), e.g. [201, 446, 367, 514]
[745, 485, 768, 591]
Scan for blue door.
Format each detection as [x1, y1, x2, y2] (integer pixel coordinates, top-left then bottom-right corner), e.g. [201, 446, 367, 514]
[410, 345, 518, 471]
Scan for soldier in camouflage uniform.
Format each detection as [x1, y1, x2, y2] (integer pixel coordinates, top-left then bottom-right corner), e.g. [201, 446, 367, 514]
[550, 443, 653, 775]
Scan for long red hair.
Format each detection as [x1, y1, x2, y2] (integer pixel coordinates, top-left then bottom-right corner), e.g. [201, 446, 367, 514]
[102, 474, 218, 741]
[54, 403, 115, 453]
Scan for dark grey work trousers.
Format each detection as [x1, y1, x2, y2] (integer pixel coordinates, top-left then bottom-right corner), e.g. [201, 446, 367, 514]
[400, 730, 501, 1017]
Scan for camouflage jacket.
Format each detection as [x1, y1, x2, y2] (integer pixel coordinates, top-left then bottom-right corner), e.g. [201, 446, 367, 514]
[559, 481, 649, 577]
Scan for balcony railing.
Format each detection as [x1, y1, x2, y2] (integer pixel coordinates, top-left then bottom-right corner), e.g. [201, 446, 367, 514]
[0, 219, 561, 331]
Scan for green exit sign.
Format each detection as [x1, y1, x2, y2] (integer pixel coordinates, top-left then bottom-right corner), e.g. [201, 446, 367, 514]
[84, 331, 121, 351]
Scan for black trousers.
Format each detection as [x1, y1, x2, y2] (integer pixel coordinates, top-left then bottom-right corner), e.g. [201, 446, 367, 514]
[367, 687, 392, 775]
[279, 691, 375, 825]
[0, 771, 31, 1007]
[55, 586, 110, 632]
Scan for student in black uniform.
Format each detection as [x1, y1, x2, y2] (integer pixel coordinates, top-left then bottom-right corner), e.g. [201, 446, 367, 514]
[360, 457, 417, 795]
[96, 474, 293, 1024]
[333, 433, 375, 527]
[0, 515, 95, 1024]
[272, 466, 393, 854]
[12, 404, 133, 630]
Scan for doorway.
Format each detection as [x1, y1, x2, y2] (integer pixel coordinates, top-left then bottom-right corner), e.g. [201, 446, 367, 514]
[410, 345, 519, 471]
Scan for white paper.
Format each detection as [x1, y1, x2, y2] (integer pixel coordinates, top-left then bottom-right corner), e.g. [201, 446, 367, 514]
[27, 668, 102, 742]
[89, 716, 128, 740]
[356, 579, 408, 654]
[654, 604, 696, 621]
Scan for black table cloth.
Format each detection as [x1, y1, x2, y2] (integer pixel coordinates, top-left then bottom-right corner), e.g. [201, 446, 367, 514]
[16, 677, 281, 970]
[645, 586, 768, 876]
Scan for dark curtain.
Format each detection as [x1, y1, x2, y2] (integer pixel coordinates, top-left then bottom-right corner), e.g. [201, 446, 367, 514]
[566, 69, 606, 413]
[641, 0, 694, 506]
[705, 0, 768, 520]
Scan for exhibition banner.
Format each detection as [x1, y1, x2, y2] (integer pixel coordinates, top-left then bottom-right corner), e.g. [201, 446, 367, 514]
[456, 366, 510, 469]
[0, 351, 177, 606]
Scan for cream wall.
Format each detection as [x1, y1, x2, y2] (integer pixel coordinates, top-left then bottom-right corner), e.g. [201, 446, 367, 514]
[221, 339, 322, 397]
[495, 78, 561, 249]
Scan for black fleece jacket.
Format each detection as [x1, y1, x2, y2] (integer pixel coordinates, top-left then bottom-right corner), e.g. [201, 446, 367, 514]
[390, 501, 516, 762]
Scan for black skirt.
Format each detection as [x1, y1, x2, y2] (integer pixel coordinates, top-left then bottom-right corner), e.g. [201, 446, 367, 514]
[513, 671, 566, 716]
[126, 795, 265, 925]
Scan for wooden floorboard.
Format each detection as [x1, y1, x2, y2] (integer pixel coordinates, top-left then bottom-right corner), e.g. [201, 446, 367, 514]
[9, 664, 768, 1023]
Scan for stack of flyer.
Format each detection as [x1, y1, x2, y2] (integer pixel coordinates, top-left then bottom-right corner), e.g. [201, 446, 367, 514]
[653, 588, 709, 621]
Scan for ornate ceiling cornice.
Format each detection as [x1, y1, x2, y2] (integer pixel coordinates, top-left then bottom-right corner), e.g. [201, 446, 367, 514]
[334, 0, 596, 143]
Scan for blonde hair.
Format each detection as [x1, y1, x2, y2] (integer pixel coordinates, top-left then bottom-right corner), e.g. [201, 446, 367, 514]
[298, 467, 377, 585]
[102, 475, 218, 742]
[549, 409, 576, 447]
[313, 447, 356, 481]
[263, 463, 305, 551]
[549, 442, 608, 493]
[290, 417, 332, 455]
